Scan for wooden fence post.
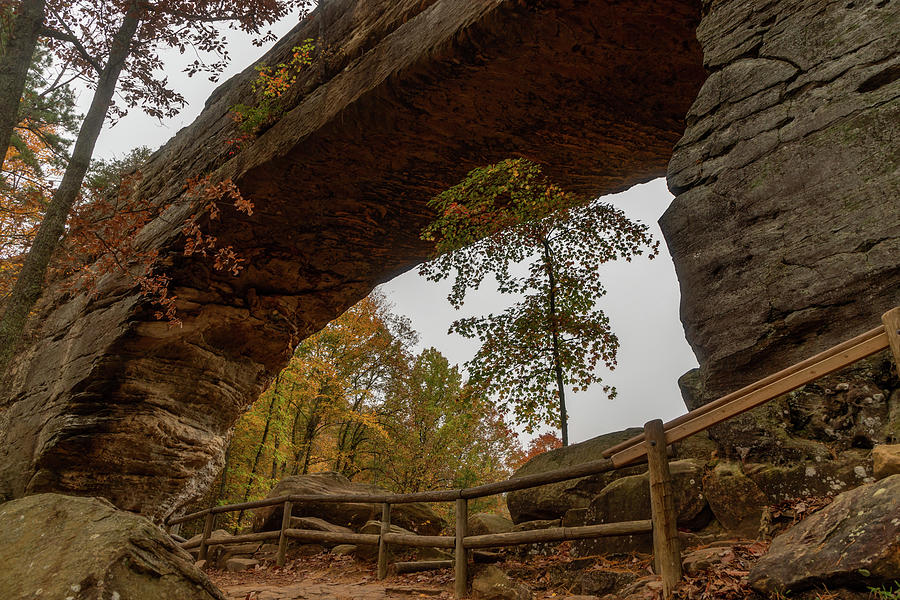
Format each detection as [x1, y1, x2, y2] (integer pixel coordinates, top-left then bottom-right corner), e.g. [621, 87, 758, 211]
[198, 511, 216, 562]
[377, 503, 391, 580]
[882, 307, 900, 370]
[455, 497, 468, 598]
[277, 500, 293, 567]
[645, 419, 682, 599]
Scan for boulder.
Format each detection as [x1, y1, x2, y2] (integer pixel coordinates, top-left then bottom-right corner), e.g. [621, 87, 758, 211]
[506, 428, 649, 523]
[702, 462, 768, 535]
[579, 570, 638, 596]
[873, 444, 900, 480]
[681, 546, 737, 577]
[251, 472, 444, 534]
[749, 475, 900, 594]
[224, 557, 259, 572]
[217, 542, 262, 569]
[290, 516, 354, 534]
[743, 453, 874, 501]
[0, 494, 223, 599]
[576, 460, 710, 556]
[356, 520, 414, 560]
[472, 565, 532, 600]
[331, 544, 357, 556]
[468, 513, 514, 537]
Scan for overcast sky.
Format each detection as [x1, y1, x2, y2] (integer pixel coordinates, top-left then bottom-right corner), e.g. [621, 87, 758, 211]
[80, 8, 699, 446]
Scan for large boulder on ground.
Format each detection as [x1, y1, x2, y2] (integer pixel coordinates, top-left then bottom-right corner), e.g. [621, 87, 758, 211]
[702, 462, 769, 536]
[506, 428, 717, 525]
[251, 472, 445, 534]
[749, 475, 900, 594]
[873, 444, 900, 480]
[576, 459, 710, 556]
[0, 494, 223, 599]
[290, 516, 354, 534]
[472, 565, 532, 600]
[468, 513, 514, 537]
[506, 429, 648, 524]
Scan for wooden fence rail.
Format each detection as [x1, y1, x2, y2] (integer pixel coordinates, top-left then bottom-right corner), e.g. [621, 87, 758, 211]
[168, 308, 900, 600]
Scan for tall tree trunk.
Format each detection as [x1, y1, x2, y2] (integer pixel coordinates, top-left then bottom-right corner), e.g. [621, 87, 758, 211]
[0, 3, 139, 371]
[235, 391, 278, 532]
[216, 442, 231, 504]
[0, 0, 45, 171]
[270, 434, 280, 480]
[542, 238, 568, 446]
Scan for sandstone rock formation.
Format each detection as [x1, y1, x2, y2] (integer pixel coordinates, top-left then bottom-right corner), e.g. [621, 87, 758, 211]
[251, 472, 445, 534]
[0, 494, 223, 599]
[679, 351, 900, 462]
[508, 415, 886, 551]
[873, 444, 900, 480]
[506, 428, 649, 523]
[749, 475, 900, 594]
[661, 0, 900, 452]
[0, 0, 704, 518]
[576, 460, 710, 555]
[472, 565, 532, 600]
[468, 512, 514, 537]
[1, 0, 895, 526]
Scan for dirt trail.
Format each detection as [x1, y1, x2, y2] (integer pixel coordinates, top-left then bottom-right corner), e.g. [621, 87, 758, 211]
[213, 580, 449, 600]
[208, 555, 454, 600]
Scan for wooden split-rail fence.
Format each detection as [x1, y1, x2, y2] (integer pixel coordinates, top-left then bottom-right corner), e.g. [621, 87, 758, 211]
[167, 307, 900, 599]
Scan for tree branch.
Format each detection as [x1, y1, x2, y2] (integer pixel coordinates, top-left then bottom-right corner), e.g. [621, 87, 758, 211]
[40, 26, 103, 75]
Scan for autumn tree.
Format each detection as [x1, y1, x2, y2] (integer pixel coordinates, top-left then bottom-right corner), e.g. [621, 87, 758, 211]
[0, 0, 47, 166]
[213, 292, 523, 531]
[1, 44, 77, 299]
[421, 159, 658, 446]
[516, 431, 562, 468]
[372, 347, 521, 494]
[0, 0, 314, 370]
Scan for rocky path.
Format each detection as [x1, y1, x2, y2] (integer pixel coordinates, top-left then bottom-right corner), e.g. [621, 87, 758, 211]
[213, 580, 449, 600]
[208, 555, 455, 600]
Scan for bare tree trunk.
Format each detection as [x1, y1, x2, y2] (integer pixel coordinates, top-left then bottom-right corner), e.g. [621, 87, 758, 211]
[270, 434, 280, 480]
[0, 3, 140, 371]
[542, 238, 568, 446]
[216, 443, 231, 504]
[0, 0, 45, 171]
[235, 391, 278, 532]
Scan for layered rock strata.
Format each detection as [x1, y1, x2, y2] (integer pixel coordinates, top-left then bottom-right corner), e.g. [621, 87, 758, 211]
[0, 494, 222, 599]
[0, 0, 704, 517]
[661, 0, 900, 445]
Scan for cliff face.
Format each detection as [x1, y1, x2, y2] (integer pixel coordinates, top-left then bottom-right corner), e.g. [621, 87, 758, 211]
[661, 0, 900, 446]
[0, 0, 704, 518]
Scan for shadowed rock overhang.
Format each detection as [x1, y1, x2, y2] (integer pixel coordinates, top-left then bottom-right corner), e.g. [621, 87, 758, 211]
[0, 0, 705, 518]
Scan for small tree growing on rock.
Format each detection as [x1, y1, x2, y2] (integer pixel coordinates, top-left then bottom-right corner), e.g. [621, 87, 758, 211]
[420, 159, 658, 445]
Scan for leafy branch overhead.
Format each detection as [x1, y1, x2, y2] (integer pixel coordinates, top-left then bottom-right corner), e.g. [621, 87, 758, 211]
[420, 159, 659, 445]
[230, 39, 316, 139]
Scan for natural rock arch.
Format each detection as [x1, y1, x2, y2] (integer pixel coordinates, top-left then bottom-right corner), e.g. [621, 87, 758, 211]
[2, 0, 897, 520]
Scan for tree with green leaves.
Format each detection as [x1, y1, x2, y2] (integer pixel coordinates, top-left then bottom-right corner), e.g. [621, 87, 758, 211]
[420, 158, 658, 446]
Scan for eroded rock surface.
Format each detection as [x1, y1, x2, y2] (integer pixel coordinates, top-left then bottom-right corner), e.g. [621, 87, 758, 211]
[506, 428, 649, 523]
[0, 0, 704, 518]
[252, 472, 445, 534]
[0, 493, 223, 599]
[662, 0, 900, 452]
[679, 352, 900, 462]
[749, 475, 900, 593]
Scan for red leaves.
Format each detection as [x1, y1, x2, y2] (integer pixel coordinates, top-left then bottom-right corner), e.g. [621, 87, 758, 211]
[516, 431, 563, 467]
[182, 175, 254, 278]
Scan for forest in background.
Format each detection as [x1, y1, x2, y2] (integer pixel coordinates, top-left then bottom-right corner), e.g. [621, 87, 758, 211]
[197, 291, 557, 533]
